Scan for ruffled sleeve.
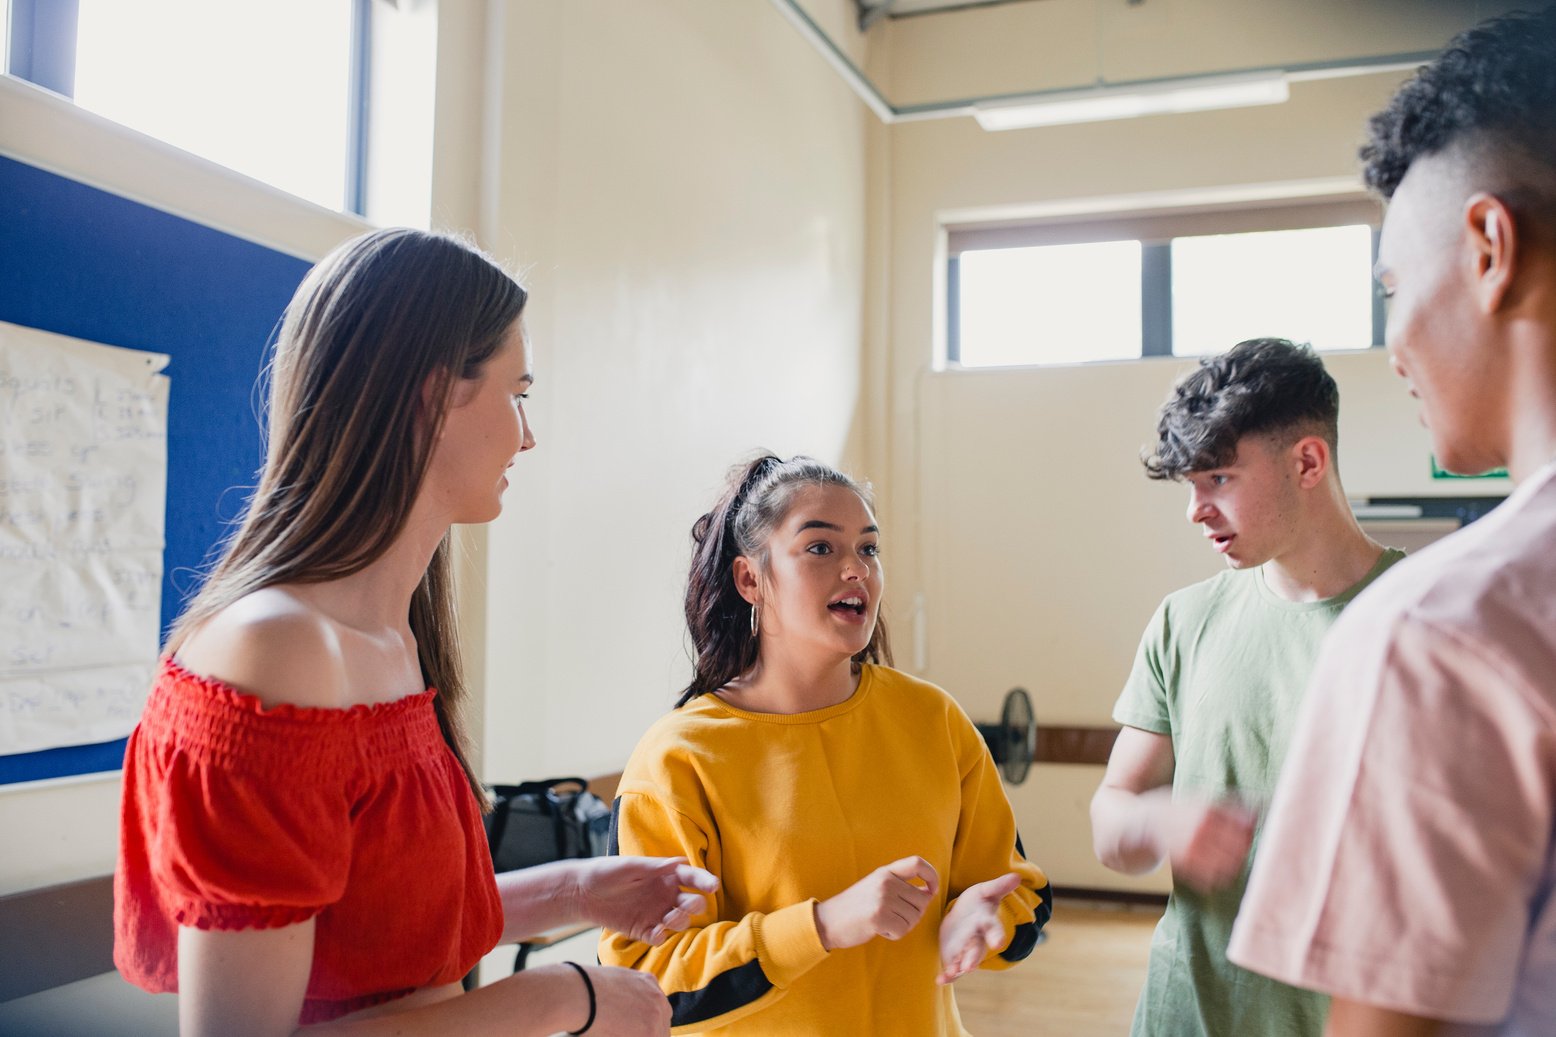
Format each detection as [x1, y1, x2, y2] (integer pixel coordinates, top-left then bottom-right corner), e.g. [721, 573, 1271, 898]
[115, 658, 491, 1011]
[120, 660, 386, 931]
[145, 745, 354, 928]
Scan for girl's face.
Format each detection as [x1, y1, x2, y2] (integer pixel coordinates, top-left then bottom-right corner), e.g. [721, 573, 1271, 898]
[423, 322, 535, 525]
[741, 482, 883, 665]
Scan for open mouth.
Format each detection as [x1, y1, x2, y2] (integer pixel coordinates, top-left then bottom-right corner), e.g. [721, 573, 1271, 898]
[1209, 533, 1235, 552]
[828, 595, 866, 616]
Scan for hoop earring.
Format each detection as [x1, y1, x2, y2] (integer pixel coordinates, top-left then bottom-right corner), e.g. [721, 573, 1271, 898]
[750, 603, 761, 639]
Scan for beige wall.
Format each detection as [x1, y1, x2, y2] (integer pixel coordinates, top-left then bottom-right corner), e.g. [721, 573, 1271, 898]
[476, 0, 870, 783]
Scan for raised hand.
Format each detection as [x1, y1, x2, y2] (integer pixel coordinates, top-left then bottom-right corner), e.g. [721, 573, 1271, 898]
[575, 856, 720, 945]
[937, 872, 1021, 984]
[815, 856, 940, 951]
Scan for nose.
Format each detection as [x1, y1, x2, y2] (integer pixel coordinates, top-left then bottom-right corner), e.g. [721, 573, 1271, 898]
[1186, 488, 1215, 525]
[517, 406, 537, 453]
[842, 556, 866, 580]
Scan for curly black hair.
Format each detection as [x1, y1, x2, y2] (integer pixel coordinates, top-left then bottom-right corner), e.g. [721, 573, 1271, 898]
[1362, 5, 1556, 200]
[1142, 338, 1339, 481]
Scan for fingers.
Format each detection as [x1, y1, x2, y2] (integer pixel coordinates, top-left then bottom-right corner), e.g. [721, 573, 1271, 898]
[671, 861, 720, 894]
[1175, 826, 1246, 880]
[817, 855, 945, 951]
[883, 855, 940, 898]
[878, 894, 929, 939]
[936, 942, 982, 984]
[674, 890, 707, 916]
[938, 918, 1003, 984]
[649, 890, 709, 943]
[976, 872, 1022, 902]
[660, 892, 706, 925]
[1169, 799, 1257, 891]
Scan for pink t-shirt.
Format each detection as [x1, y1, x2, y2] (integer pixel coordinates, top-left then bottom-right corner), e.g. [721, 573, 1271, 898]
[1229, 460, 1556, 1034]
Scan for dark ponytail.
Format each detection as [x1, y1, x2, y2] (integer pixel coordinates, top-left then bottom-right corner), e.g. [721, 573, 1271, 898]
[677, 454, 892, 707]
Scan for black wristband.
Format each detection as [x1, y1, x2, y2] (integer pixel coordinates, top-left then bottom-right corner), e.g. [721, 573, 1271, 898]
[562, 960, 596, 1035]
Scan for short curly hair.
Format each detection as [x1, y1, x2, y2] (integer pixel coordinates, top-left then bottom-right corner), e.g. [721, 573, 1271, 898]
[1361, 5, 1556, 201]
[1142, 338, 1339, 481]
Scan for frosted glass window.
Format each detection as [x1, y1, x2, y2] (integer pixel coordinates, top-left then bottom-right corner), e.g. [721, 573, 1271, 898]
[956, 241, 1142, 367]
[72, 0, 354, 211]
[1171, 225, 1375, 355]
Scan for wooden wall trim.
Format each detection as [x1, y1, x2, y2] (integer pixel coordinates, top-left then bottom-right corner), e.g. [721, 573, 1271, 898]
[1033, 726, 1120, 766]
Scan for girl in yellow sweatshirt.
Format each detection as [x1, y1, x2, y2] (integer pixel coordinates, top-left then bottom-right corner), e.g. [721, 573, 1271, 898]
[601, 455, 1051, 1035]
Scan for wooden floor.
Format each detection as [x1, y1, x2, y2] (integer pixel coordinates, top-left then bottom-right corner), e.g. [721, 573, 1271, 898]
[955, 898, 1161, 1037]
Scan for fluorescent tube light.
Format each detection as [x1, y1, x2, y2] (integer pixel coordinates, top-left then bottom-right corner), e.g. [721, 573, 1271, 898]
[974, 71, 1290, 131]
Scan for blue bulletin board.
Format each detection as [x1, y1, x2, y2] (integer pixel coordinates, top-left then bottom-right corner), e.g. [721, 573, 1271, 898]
[0, 154, 314, 784]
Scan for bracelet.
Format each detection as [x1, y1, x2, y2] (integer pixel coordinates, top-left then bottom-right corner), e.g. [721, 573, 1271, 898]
[562, 960, 596, 1035]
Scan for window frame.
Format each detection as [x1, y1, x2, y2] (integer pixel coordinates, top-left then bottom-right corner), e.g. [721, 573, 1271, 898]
[945, 195, 1386, 367]
[5, 0, 376, 217]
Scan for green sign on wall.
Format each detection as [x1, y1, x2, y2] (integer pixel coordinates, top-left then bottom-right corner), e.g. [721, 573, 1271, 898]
[1431, 457, 1510, 480]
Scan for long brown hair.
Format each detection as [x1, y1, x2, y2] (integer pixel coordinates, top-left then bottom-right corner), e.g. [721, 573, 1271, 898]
[167, 228, 528, 801]
[678, 455, 892, 707]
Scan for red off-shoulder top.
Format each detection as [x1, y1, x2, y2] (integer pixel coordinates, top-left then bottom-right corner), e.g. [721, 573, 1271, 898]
[113, 657, 502, 1024]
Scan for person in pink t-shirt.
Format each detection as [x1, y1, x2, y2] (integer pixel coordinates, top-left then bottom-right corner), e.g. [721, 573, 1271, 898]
[1227, 7, 1556, 1036]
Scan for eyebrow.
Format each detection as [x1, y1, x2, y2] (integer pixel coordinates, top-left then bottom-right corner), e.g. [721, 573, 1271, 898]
[796, 519, 879, 534]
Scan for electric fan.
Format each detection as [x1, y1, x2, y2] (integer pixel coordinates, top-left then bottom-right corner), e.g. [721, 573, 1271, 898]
[975, 687, 1036, 785]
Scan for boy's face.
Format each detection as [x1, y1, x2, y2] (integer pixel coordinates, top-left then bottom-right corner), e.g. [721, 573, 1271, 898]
[1376, 155, 1507, 475]
[1184, 435, 1303, 570]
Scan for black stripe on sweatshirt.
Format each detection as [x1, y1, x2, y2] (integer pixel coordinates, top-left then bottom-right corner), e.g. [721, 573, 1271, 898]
[1000, 833, 1052, 963]
[667, 959, 774, 1027]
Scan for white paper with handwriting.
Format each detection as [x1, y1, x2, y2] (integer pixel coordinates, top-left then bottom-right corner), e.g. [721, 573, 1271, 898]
[0, 320, 169, 756]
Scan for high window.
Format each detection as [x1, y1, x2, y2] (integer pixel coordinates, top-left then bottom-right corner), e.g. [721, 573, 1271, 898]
[5, 0, 435, 224]
[947, 197, 1384, 368]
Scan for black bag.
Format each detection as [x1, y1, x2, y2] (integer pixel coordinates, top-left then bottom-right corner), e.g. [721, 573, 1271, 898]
[483, 777, 612, 873]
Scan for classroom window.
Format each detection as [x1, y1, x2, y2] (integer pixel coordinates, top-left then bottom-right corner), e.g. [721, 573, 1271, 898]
[5, 0, 432, 222]
[955, 241, 1143, 367]
[72, 0, 356, 212]
[1171, 224, 1376, 356]
[946, 200, 1383, 368]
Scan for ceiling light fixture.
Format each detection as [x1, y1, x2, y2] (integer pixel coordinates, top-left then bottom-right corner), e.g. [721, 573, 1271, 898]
[973, 71, 1291, 131]
[769, 0, 1433, 131]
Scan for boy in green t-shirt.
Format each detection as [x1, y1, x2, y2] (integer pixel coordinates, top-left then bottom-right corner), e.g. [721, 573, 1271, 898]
[1090, 337, 1403, 1037]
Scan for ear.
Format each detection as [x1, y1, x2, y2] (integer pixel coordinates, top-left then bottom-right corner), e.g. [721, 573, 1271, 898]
[1464, 192, 1518, 314]
[1291, 435, 1330, 490]
[731, 555, 762, 606]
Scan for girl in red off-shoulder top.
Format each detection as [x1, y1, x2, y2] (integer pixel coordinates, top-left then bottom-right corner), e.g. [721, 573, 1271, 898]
[113, 229, 716, 1037]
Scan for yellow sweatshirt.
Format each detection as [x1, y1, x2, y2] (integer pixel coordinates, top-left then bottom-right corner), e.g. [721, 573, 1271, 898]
[600, 665, 1051, 1035]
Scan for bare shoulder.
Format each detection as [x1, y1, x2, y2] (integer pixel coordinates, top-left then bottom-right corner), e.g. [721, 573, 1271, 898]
[175, 588, 349, 709]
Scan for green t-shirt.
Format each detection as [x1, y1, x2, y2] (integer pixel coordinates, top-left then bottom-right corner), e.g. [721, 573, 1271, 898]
[1113, 549, 1406, 1037]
